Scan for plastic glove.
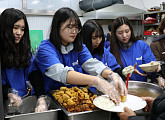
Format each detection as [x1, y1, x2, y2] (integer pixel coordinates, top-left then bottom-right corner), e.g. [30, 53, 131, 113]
[90, 76, 120, 104]
[108, 72, 127, 96]
[8, 89, 22, 107]
[150, 61, 161, 72]
[122, 65, 134, 77]
[157, 76, 165, 88]
[35, 95, 50, 112]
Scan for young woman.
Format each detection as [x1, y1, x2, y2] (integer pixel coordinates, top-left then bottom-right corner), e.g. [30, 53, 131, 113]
[29, 7, 127, 104]
[0, 8, 33, 108]
[82, 20, 125, 80]
[109, 16, 165, 87]
[0, 8, 47, 113]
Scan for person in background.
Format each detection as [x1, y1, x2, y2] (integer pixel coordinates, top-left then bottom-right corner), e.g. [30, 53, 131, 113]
[109, 16, 165, 88]
[29, 7, 127, 104]
[0, 8, 47, 113]
[104, 24, 112, 48]
[82, 20, 125, 81]
[150, 17, 165, 78]
[117, 92, 165, 120]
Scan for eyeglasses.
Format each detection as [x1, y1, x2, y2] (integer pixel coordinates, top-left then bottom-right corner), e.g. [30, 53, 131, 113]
[64, 26, 81, 34]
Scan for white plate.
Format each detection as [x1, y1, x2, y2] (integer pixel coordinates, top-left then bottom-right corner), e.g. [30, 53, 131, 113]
[93, 94, 146, 112]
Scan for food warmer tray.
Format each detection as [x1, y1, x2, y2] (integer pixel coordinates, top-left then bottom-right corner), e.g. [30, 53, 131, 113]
[49, 90, 111, 120]
[5, 96, 61, 120]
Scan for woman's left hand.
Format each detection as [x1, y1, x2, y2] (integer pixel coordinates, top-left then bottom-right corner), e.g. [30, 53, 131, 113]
[35, 97, 48, 112]
[150, 61, 161, 72]
[157, 76, 165, 88]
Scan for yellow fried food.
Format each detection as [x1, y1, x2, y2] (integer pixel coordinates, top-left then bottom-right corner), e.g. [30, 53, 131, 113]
[58, 96, 64, 104]
[55, 90, 60, 92]
[67, 99, 76, 105]
[63, 103, 67, 107]
[65, 90, 72, 97]
[54, 94, 61, 100]
[60, 87, 67, 91]
[63, 94, 70, 103]
[120, 95, 126, 102]
[84, 93, 90, 99]
[82, 87, 88, 93]
[52, 86, 98, 112]
[56, 91, 64, 95]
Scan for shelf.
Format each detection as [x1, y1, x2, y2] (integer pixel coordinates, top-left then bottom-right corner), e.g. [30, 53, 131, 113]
[145, 10, 165, 14]
[142, 10, 164, 37]
[144, 35, 158, 37]
[143, 23, 160, 26]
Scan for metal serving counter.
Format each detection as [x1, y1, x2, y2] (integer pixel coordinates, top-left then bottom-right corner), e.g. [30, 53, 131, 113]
[5, 97, 61, 120]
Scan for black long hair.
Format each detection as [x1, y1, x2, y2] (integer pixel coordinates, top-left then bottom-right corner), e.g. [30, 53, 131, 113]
[158, 17, 165, 35]
[49, 7, 82, 52]
[0, 8, 32, 69]
[110, 16, 137, 68]
[82, 20, 104, 57]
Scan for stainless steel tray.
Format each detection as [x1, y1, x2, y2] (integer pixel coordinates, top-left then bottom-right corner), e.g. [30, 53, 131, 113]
[5, 109, 60, 120]
[5, 96, 61, 120]
[128, 81, 163, 97]
[50, 90, 111, 120]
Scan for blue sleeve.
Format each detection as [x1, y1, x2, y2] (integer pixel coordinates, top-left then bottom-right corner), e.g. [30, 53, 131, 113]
[78, 44, 93, 66]
[35, 40, 62, 74]
[104, 48, 121, 71]
[140, 41, 156, 63]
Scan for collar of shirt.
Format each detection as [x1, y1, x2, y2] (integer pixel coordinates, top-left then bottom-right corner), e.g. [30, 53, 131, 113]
[119, 41, 132, 49]
[61, 43, 74, 54]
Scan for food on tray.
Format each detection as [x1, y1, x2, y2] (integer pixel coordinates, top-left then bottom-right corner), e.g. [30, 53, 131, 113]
[93, 95, 115, 109]
[120, 95, 126, 102]
[52, 86, 98, 112]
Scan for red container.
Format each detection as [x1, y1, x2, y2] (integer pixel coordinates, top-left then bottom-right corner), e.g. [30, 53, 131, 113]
[144, 31, 153, 35]
[142, 20, 156, 24]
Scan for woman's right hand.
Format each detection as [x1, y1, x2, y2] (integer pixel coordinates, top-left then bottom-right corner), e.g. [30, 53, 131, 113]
[90, 76, 120, 104]
[8, 93, 22, 107]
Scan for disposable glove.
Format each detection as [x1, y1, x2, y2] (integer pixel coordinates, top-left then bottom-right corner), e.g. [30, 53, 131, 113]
[35, 95, 50, 112]
[108, 72, 127, 96]
[150, 61, 161, 72]
[122, 66, 134, 77]
[157, 76, 165, 88]
[90, 76, 120, 104]
[8, 89, 22, 107]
